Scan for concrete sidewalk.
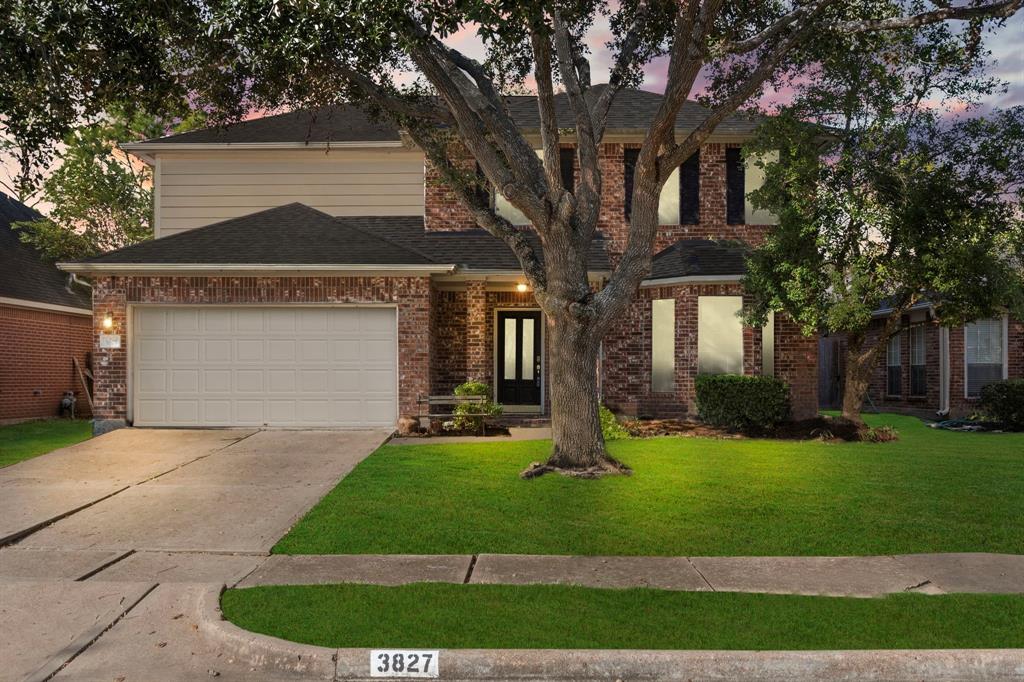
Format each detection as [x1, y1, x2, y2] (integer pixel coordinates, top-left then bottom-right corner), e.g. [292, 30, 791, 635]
[236, 552, 1024, 597]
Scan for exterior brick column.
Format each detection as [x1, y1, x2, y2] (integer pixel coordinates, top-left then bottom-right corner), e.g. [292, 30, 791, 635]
[465, 280, 488, 382]
[92, 277, 129, 434]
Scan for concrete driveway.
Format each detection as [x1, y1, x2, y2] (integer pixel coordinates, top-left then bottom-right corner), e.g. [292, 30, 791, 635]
[0, 427, 387, 681]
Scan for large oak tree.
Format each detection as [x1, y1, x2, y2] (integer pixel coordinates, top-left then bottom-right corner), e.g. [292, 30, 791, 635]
[3, 0, 1021, 474]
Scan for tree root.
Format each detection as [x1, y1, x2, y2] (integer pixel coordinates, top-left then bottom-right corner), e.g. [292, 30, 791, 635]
[520, 455, 632, 480]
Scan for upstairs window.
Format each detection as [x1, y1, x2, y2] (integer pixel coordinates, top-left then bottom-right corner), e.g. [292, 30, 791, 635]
[726, 147, 745, 225]
[965, 318, 1006, 398]
[624, 149, 699, 225]
[910, 326, 927, 397]
[495, 148, 575, 225]
[886, 333, 902, 396]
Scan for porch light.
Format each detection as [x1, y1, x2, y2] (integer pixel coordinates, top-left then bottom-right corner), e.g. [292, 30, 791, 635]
[102, 314, 113, 330]
[516, 282, 529, 293]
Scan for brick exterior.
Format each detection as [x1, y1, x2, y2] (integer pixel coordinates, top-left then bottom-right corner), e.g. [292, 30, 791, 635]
[90, 276, 431, 425]
[865, 316, 1024, 417]
[89, 140, 826, 427]
[601, 284, 818, 421]
[0, 303, 93, 421]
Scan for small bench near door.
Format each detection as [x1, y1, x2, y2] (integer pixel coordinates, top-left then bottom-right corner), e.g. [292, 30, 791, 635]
[416, 394, 490, 435]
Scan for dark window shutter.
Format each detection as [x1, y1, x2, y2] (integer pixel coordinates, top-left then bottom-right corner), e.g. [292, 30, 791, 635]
[726, 147, 745, 225]
[679, 150, 700, 225]
[624, 148, 640, 219]
[559, 147, 575, 193]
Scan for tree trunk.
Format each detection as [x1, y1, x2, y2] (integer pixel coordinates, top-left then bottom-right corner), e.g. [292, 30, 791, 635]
[521, 306, 630, 479]
[840, 336, 881, 429]
[548, 317, 605, 465]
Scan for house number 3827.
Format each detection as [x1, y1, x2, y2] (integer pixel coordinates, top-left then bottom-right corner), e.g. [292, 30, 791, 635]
[370, 650, 439, 678]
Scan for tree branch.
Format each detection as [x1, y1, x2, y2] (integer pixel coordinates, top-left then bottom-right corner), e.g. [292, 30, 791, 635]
[837, 0, 1023, 32]
[591, 0, 652, 142]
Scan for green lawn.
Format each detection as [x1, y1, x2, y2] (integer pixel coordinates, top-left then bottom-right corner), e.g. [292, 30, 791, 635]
[222, 584, 1024, 650]
[274, 414, 1024, 556]
[0, 419, 91, 468]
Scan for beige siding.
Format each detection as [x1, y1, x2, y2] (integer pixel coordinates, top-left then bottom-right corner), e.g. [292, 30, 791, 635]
[154, 150, 425, 237]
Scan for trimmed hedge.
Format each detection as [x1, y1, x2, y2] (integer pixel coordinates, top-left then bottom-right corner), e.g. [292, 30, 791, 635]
[979, 379, 1024, 430]
[695, 374, 791, 432]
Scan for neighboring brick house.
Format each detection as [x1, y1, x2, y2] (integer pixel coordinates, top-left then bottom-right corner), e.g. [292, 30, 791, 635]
[1, 192, 93, 422]
[859, 305, 1023, 418]
[60, 88, 819, 433]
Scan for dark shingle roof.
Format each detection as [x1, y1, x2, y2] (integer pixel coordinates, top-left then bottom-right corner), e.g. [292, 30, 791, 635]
[75, 203, 611, 272]
[149, 105, 401, 145]
[0, 193, 91, 310]
[142, 87, 761, 145]
[83, 204, 435, 265]
[647, 239, 748, 281]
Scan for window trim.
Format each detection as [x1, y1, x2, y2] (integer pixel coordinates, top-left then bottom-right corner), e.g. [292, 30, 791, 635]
[963, 315, 1009, 399]
[886, 332, 902, 397]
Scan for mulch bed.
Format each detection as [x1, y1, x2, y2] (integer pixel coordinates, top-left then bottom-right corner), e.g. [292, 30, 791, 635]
[400, 423, 512, 438]
[622, 415, 878, 442]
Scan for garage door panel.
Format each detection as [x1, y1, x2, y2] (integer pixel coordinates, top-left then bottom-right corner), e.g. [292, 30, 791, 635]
[172, 339, 200, 362]
[171, 309, 200, 332]
[133, 306, 397, 427]
[204, 370, 232, 392]
[235, 370, 264, 392]
[204, 339, 232, 362]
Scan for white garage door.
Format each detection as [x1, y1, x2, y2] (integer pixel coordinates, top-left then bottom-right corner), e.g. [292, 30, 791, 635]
[132, 306, 397, 427]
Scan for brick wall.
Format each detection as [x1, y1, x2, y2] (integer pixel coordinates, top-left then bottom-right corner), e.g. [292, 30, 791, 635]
[0, 303, 93, 421]
[424, 142, 774, 258]
[864, 315, 1023, 417]
[601, 283, 818, 420]
[90, 275, 431, 427]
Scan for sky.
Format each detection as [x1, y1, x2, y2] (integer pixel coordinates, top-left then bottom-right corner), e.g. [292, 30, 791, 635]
[3, 9, 1022, 209]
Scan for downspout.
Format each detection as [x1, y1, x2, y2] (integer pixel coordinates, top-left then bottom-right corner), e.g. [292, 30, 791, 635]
[938, 326, 950, 417]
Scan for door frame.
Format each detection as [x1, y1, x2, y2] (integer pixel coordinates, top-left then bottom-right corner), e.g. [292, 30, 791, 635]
[492, 307, 545, 413]
[128, 302, 399, 428]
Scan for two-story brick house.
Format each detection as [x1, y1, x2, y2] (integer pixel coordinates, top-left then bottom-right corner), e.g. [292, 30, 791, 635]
[60, 88, 819, 433]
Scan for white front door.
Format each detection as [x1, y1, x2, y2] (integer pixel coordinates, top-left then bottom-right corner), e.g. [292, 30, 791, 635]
[132, 306, 397, 427]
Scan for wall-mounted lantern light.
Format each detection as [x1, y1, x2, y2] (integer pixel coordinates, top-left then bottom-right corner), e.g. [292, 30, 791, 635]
[102, 314, 114, 330]
[515, 282, 529, 293]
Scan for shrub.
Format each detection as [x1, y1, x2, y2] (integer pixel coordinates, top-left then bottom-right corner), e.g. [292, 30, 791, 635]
[600, 405, 630, 441]
[694, 374, 791, 432]
[979, 379, 1024, 430]
[449, 381, 503, 432]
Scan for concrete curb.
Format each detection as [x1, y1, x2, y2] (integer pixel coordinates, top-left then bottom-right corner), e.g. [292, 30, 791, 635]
[197, 585, 337, 680]
[201, 585, 1024, 680]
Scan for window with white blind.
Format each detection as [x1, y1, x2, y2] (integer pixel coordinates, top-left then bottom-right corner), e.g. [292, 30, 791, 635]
[965, 318, 1006, 398]
[651, 299, 675, 392]
[910, 326, 926, 396]
[886, 333, 902, 396]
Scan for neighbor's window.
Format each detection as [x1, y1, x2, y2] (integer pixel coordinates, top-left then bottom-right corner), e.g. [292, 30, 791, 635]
[697, 296, 744, 375]
[965, 318, 1005, 398]
[886, 333, 902, 396]
[651, 299, 675, 392]
[910, 325, 927, 397]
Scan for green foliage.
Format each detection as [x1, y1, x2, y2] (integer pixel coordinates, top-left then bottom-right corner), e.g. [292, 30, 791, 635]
[449, 381, 502, 432]
[695, 374, 791, 432]
[600, 405, 630, 441]
[11, 106, 204, 262]
[979, 380, 1024, 430]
